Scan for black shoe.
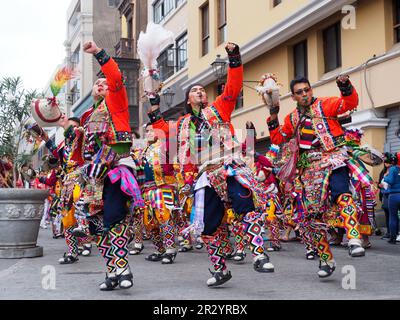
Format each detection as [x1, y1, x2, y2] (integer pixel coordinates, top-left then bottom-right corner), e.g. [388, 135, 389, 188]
[266, 245, 281, 252]
[381, 233, 391, 240]
[318, 261, 336, 278]
[129, 244, 144, 255]
[161, 252, 177, 264]
[206, 269, 232, 287]
[178, 246, 193, 253]
[145, 252, 163, 262]
[348, 244, 365, 257]
[117, 272, 134, 289]
[253, 255, 274, 273]
[58, 253, 79, 265]
[306, 250, 315, 260]
[232, 251, 246, 262]
[99, 274, 119, 291]
[225, 251, 235, 260]
[388, 238, 397, 244]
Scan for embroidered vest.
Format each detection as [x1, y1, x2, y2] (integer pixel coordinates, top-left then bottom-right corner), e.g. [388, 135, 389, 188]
[290, 100, 345, 152]
[177, 105, 237, 167]
[142, 140, 175, 187]
[83, 100, 131, 159]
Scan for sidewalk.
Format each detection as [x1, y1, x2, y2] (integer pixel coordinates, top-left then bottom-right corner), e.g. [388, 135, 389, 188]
[0, 228, 399, 300]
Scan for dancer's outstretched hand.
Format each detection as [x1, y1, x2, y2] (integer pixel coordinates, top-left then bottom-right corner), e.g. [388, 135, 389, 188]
[83, 41, 101, 55]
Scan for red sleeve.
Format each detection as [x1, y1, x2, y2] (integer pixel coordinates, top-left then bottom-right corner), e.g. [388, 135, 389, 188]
[214, 65, 244, 122]
[43, 170, 57, 187]
[267, 113, 295, 145]
[102, 58, 130, 132]
[324, 86, 359, 117]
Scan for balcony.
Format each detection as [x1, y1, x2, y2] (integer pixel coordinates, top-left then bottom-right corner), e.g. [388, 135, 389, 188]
[115, 38, 135, 59]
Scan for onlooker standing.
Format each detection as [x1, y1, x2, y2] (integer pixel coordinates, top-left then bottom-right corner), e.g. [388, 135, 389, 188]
[378, 153, 394, 239]
[383, 153, 400, 244]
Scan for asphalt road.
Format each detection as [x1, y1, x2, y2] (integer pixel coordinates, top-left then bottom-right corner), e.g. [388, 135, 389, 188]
[0, 228, 399, 300]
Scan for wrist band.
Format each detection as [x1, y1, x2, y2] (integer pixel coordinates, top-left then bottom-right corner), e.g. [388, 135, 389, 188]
[95, 49, 110, 66]
[148, 108, 162, 123]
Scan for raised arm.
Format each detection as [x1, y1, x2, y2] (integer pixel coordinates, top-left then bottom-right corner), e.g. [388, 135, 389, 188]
[214, 43, 244, 122]
[266, 113, 295, 145]
[324, 75, 359, 117]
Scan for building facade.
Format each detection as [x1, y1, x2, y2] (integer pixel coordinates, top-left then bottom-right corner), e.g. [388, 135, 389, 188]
[115, 0, 148, 134]
[64, 0, 121, 118]
[181, 0, 400, 185]
[140, 0, 189, 136]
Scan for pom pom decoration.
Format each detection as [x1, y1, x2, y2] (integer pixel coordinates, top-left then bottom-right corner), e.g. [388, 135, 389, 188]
[256, 73, 282, 110]
[31, 66, 77, 127]
[265, 144, 280, 163]
[137, 22, 174, 98]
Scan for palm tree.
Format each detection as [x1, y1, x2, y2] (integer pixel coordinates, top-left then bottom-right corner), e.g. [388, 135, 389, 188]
[0, 77, 38, 187]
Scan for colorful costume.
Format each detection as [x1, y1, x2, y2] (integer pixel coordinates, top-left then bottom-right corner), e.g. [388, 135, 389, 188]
[136, 139, 178, 263]
[267, 78, 365, 277]
[78, 49, 144, 290]
[148, 45, 274, 286]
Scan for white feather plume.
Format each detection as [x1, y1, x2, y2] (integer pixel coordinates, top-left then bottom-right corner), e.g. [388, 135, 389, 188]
[137, 22, 174, 70]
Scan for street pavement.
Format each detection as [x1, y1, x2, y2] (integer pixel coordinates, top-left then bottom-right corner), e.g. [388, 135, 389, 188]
[0, 228, 399, 300]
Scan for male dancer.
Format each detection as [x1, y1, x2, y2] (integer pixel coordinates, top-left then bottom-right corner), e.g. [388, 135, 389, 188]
[147, 42, 274, 287]
[137, 123, 178, 264]
[78, 41, 144, 290]
[266, 75, 365, 278]
[39, 115, 92, 263]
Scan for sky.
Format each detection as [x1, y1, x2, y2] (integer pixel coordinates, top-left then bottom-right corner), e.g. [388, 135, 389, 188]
[0, 0, 71, 92]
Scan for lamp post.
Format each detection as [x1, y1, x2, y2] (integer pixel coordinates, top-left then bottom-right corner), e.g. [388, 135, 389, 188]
[162, 87, 175, 108]
[211, 54, 227, 95]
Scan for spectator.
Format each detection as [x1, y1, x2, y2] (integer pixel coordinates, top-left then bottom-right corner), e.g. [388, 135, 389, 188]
[378, 153, 394, 239]
[383, 152, 400, 244]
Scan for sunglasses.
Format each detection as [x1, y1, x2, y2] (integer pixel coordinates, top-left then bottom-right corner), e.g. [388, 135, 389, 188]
[294, 87, 311, 96]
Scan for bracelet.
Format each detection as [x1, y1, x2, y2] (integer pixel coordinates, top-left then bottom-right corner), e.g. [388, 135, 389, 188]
[228, 54, 242, 68]
[267, 118, 279, 131]
[269, 105, 280, 115]
[148, 108, 163, 123]
[94, 49, 110, 66]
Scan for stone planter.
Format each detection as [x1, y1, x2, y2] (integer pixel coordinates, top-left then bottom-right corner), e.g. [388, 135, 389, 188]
[0, 189, 48, 258]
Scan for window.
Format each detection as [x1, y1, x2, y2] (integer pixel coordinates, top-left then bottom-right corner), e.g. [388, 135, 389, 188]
[157, 46, 175, 81]
[217, 0, 227, 45]
[293, 40, 308, 78]
[201, 3, 210, 56]
[323, 22, 342, 73]
[394, 0, 400, 43]
[176, 0, 185, 8]
[153, 0, 175, 23]
[70, 45, 80, 68]
[108, 0, 121, 8]
[176, 33, 188, 70]
[272, 0, 282, 7]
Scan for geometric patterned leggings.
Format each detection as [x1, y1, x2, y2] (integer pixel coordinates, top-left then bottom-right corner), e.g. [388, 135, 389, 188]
[90, 216, 132, 274]
[64, 226, 92, 257]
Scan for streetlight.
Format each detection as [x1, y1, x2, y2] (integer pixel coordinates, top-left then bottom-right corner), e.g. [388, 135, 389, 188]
[162, 87, 175, 108]
[211, 55, 227, 94]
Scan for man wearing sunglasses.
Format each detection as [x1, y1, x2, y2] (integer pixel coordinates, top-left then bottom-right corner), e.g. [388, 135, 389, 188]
[267, 75, 364, 279]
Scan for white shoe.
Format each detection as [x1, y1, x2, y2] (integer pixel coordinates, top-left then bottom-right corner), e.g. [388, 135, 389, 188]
[348, 239, 365, 257]
[396, 235, 400, 242]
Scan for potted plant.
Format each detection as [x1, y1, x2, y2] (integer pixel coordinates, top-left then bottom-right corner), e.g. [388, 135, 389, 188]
[0, 77, 48, 258]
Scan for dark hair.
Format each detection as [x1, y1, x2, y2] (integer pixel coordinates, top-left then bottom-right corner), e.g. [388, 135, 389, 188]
[68, 117, 80, 125]
[290, 76, 311, 94]
[384, 152, 397, 165]
[184, 83, 204, 114]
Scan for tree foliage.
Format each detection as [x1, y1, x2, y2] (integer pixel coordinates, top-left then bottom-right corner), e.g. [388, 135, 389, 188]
[0, 77, 39, 186]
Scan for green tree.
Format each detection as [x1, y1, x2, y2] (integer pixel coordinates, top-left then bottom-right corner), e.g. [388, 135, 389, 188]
[0, 77, 39, 187]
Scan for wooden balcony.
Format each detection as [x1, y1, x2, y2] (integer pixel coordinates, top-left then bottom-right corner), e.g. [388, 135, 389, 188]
[115, 38, 135, 59]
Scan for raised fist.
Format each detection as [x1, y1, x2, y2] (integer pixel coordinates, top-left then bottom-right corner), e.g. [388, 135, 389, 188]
[83, 41, 101, 55]
[225, 42, 240, 56]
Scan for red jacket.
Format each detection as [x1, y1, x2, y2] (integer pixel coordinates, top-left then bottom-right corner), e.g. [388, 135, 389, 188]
[267, 86, 358, 149]
[152, 65, 243, 185]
